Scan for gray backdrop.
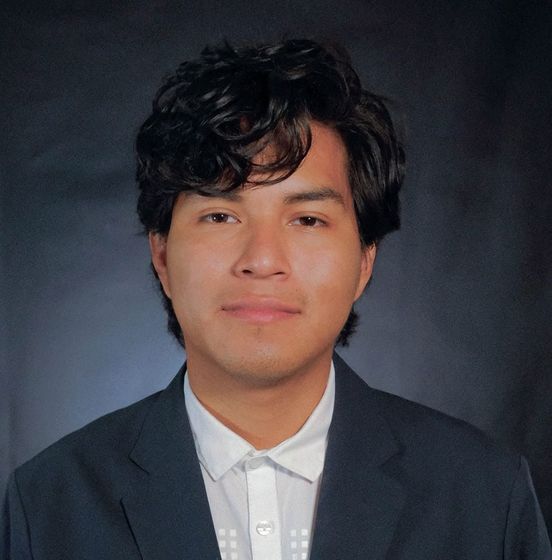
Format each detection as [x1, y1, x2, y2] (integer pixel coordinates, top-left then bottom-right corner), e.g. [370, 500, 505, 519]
[2, 0, 551, 534]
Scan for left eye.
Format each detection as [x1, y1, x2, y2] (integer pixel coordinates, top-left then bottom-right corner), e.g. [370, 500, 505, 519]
[203, 213, 238, 223]
[292, 216, 326, 227]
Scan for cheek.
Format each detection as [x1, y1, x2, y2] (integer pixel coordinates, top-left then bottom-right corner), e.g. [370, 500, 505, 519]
[165, 242, 226, 313]
[297, 244, 362, 305]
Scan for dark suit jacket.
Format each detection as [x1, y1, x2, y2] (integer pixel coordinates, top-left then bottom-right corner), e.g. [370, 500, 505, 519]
[2, 354, 551, 559]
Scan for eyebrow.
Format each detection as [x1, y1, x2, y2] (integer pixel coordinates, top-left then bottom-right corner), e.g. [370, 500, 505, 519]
[199, 186, 345, 207]
[282, 187, 345, 207]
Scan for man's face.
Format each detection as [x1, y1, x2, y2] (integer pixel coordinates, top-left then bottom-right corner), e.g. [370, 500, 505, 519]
[150, 123, 375, 385]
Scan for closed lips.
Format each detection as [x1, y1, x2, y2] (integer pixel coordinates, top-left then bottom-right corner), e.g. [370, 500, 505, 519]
[222, 298, 301, 314]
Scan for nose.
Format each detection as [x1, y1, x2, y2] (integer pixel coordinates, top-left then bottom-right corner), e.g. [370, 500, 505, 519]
[231, 222, 291, 279]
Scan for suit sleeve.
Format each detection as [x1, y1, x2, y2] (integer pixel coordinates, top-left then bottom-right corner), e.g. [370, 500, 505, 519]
[504, 456, 552, 560]
[1, 472, 33, 560]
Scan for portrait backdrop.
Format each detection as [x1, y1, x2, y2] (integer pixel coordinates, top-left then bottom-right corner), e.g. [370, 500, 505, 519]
[2, 0, 551, 534]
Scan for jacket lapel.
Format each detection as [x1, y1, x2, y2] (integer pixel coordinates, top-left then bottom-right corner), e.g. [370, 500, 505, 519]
[310, 354, 405, 560]
[122, 366, 220, 560]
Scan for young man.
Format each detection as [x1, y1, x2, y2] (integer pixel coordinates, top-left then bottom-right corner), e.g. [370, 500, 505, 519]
[2, 39, 550, 559]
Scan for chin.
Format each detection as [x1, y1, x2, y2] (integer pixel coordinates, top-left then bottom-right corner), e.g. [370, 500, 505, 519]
[218, 351, 301, 387]
[211, 335, 333, 388]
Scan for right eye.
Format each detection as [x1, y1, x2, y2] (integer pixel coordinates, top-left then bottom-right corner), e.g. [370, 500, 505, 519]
[201, 213, 238, 224]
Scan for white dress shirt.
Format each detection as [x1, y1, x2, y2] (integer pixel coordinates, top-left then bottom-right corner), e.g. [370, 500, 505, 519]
[183, 362, 335, 560]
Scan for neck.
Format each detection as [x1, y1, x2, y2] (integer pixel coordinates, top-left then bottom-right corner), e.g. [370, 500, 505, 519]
[186, 352, 332, 449]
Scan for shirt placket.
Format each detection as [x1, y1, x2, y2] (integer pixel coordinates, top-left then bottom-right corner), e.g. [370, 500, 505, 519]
[245, 456, 282, 560]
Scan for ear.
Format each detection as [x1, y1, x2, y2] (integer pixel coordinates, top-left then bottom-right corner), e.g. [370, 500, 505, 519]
[149, 232, 172, 299]
[354, 243, 377, 301]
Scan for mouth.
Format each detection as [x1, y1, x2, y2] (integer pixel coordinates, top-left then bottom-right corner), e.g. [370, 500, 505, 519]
[221, 297, 301, 324]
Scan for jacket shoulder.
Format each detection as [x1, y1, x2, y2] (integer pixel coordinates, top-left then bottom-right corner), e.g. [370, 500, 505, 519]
[372, 385, 508, 448]
[14, 389, 163, 487]
[366, 383, 521, 483]
[334, 354, 520, 479]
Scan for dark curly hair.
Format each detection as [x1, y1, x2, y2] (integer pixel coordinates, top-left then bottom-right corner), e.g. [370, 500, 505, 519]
[136, 38, 405, 348]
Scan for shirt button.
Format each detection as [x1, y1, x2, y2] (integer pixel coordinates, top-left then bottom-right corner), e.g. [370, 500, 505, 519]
[248, 457, 264, 469]
[256, 521, 274, 536]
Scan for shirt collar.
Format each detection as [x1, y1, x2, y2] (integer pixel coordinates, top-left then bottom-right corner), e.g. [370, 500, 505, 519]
[184, 362, 335, 483]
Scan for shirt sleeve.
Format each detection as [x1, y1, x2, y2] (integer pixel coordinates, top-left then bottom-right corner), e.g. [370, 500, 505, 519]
[504, 456, 552, 560]
[1, 471, 34, 560]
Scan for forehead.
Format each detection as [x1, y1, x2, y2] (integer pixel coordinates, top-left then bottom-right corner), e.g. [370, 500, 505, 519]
[252, 121, 349, 182]
[235, 123, 352, 204]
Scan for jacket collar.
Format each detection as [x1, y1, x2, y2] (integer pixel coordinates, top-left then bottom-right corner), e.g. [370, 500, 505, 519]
[122, 365, 220, 560]
[122, 355, 404, 560]
[310, 353, 404, 560]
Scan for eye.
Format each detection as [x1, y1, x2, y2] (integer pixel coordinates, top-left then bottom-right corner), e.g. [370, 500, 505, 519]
[202, 213, 238, 224]
[292, 216, 327, 227]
